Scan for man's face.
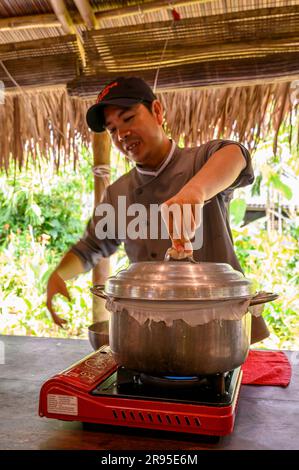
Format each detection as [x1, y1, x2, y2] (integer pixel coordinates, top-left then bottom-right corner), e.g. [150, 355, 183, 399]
[103, 101, 165, 168]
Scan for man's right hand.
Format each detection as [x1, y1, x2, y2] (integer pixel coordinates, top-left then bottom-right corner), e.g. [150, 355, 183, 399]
[46, 271, 71, 327]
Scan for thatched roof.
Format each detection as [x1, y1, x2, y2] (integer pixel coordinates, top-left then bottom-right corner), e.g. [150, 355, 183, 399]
[1, 80, 297, 171]
[0, 0, 299, 170]
[2, 1, 299, 91]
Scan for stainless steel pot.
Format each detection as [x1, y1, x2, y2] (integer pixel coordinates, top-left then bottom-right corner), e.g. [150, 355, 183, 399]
[91, 260, 277, 375]
[109, 307, 252, 375]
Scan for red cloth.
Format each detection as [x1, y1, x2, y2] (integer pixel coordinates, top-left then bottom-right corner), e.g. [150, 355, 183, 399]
[241, 349, 292, 387]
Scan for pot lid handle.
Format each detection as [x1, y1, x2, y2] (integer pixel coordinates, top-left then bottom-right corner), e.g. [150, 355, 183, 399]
[164, 248, 197, 263]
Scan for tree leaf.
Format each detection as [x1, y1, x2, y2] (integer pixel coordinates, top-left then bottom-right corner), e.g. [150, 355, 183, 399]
[229, 198, 247, 226]
[269, 174, 293, 200]
[251, 174, 262, 197]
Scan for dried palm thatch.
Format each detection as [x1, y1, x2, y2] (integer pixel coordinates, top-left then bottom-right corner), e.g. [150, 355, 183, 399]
[0, 80, 298, 172]
[158, 81, 299, 153]
[0, 87, 93, 172]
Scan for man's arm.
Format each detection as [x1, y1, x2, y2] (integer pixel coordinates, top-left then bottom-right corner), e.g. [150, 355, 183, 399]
[46, 251, 87, 327]
[46, 184, 121, 327]
[162, 144, 247, 252]
[56, 251, 87, 281]
[182, 144, 246, 201]
[46, 221, 120, 327]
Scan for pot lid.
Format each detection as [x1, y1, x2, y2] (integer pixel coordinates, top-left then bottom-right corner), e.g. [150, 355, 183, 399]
[105, 261, 254, 301]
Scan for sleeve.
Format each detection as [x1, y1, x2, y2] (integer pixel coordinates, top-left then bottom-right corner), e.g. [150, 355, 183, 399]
[69, 187, 121, 271]
[195, 139, 254, 189]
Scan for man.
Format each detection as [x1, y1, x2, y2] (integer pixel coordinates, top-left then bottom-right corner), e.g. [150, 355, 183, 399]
[46, 76, 269, 343]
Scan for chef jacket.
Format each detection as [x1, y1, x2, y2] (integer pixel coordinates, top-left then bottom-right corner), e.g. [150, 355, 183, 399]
[71, 139, 269, 343]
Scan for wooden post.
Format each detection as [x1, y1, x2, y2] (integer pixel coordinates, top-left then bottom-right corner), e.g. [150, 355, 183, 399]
[92, 131, 111, 324]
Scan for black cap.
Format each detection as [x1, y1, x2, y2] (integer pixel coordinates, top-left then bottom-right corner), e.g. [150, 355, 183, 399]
[86, 76, 157, 132]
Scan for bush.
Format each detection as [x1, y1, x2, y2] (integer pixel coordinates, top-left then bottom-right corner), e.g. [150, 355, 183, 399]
[0, 149, 94, 337]
[232, 223, 299, 349]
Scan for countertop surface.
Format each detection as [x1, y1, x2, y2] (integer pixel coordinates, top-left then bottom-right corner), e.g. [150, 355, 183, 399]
[0, 334, 298, 450]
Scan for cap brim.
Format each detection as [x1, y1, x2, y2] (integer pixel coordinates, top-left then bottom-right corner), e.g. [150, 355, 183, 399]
[86, 98, 142, 133]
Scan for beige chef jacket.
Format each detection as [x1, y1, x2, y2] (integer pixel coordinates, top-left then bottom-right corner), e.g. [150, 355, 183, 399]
[71, 139, 269, 343]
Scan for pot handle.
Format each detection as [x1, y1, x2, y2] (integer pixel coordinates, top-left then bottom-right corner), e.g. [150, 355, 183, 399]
[90, 284, 108, 300]
[249, 291, 279, 306]
[164, 248, 197, 263]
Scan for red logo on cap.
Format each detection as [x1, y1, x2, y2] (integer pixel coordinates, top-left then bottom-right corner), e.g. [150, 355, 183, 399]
[96, 82, 118, 103]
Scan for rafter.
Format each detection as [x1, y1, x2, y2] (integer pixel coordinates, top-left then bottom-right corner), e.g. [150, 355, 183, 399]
[0, 34, 76, 55]
[0, 3, 298, 32]
[50, 0, 86, 66]
[50, 0, 77, 34]
[0, 0, 218, 31]
[94, 0, 216, 22]
[0, 14, 59, 31]
[73, 0, 98, 29]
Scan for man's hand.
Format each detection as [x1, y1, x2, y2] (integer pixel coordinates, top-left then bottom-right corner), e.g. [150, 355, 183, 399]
[45, 252, 85, 327]
[161, 188, 204, 256]
[46, 271, 71, 328]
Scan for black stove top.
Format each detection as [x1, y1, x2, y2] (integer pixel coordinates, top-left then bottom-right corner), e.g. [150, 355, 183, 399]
[91, 367, 241, 407]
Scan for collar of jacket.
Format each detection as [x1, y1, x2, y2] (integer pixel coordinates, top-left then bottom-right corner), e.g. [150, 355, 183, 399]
[135, 140, 176, 177]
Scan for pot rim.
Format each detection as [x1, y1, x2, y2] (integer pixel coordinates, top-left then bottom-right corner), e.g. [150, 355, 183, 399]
[90, 285, 278, 306]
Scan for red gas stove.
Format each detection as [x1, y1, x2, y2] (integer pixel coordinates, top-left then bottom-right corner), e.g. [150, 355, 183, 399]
[39, 346, 242, 437]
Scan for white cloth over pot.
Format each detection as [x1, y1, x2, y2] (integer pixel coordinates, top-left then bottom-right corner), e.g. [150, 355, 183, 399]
[105, 297, 263, 327]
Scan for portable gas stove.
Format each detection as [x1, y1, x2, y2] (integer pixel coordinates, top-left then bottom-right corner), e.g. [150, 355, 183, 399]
[39, 346, 242, 437]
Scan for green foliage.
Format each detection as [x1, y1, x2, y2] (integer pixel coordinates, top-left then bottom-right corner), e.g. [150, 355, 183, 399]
[0, 148, 93, 254]
[268, 174, 293, 200]
[0, 145, 131, 338]
[229, 198, 247, 226]
[0, 232, 92, 337]
[0, 147, 94, 337]
[251, 174, 262, 196]
[230, 127, 299, 349]
[232, 224, 299, 349]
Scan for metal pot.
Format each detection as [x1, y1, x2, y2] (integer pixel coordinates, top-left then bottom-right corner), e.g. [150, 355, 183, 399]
[91, 260, 278, 376]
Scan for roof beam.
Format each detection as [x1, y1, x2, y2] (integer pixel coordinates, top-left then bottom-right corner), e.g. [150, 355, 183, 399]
[0, 34, 76, 55]
[0, 13, 60, 31]
[0, 2, 218, 31]
[73, 0, 98, 29]
[50, 0, 76, 34]
[84, 36, 299, 73]
[50, 0, 86, 67]
[94, 0, 214, 22]
[1, 4, 299, 32]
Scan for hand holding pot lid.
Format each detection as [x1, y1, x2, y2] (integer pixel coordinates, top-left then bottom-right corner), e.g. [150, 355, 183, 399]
[160, 187, 204, 257]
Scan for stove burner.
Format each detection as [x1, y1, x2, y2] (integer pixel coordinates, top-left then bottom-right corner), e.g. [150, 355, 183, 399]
[164, 376, 198, 379]
[138, 371, 229, 395]
[139, 373, 208, 389]
[91, 366, 238, 404]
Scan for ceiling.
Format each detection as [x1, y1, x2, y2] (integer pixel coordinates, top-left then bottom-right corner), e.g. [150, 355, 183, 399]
[0, 0, 299, 97]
